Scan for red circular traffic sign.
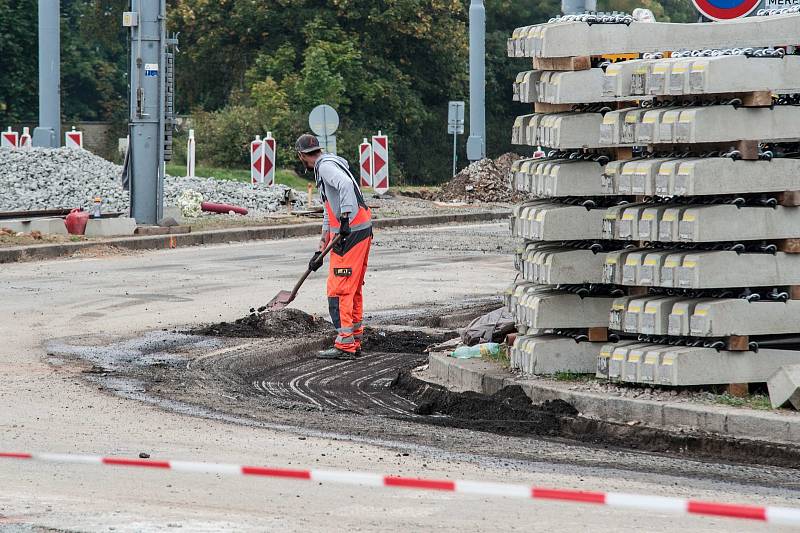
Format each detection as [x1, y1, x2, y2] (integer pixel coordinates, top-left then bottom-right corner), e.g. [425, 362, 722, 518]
[692, 0, 761, 20]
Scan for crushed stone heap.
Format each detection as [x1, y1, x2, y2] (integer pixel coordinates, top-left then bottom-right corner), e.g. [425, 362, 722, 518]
[0, 147, 300, 214]
[436, 153, 524, 203]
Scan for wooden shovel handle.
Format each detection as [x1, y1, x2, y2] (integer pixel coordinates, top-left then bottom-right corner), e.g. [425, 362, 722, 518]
[287, 234, 342, 302]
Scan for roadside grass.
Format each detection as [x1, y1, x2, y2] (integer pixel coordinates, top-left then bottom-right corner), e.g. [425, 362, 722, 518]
[552, 371, 594, 382]
[482, 344, 511, 369]
[166, 164, 313, 190]
[712, 392, 772, 410]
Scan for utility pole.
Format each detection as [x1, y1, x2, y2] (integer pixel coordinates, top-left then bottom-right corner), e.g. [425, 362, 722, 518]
[33, 0, 60, 148]
[124, 0, 175, 225]
[466, 0, 486, 162]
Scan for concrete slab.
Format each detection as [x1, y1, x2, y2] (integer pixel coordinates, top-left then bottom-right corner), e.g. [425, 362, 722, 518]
[768, 365, 800, 409]
[511, 335, 602, 374]
[672, 158, 800, 197]
[0, 217, 67, 235]
[84, 217, 137, 237]
[515, 14, 800, 58]
[514, 289, 614, 329]
[691, 299, 800, 337]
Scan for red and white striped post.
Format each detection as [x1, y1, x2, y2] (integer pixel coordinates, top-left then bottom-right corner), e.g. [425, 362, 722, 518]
[19, 127, 31, 150]
[359, 138, 372, 187]
[250, 135, 264, 185]
[65, 127, 83, 149]
[371, 131, 389, 195]
[2, 127, 19, 149]
[262, 132, 276, 186]
[186, 129, 196, 179]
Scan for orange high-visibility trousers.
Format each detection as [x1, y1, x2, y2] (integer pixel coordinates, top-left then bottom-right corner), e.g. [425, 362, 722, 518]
[327, 235, 371, 353]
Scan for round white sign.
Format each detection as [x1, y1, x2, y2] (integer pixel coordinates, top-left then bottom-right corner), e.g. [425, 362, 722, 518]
[308, 105, 339, 136]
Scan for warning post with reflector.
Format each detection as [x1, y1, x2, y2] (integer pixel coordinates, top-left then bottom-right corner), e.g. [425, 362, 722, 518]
[371, 132, 389, 195]
[359, 138, 372, 187]
[19, 127, 31, 150]
[65, 127, 83, 149]
[2, 127, 19, 149]
[262, 132, 276, 186]
[250, 135, 264, 185]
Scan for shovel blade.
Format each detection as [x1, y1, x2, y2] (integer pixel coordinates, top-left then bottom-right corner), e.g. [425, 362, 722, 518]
[264, 290, 294, 311]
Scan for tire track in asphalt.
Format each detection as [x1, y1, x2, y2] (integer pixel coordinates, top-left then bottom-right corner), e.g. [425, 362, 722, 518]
[251, 352, 421, 416]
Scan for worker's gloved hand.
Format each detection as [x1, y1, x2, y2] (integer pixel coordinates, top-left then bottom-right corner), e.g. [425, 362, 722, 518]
[308, 251, 324, 272]
[339, 215, 351, 237]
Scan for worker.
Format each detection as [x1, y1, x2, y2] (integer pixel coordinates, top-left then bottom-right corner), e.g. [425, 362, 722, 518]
[296, 134, 373, 360]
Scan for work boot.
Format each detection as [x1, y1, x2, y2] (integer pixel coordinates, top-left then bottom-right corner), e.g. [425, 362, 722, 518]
[316, 347, 356, 360]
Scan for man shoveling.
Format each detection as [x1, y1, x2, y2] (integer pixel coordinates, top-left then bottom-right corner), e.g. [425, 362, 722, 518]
[296, 134, 373, 360]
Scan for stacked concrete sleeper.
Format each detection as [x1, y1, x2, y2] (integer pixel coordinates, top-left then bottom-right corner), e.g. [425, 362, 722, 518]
[507, 13, 800, 387]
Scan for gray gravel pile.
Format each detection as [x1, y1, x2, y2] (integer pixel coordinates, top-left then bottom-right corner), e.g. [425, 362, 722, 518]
[0, 147, 299, 214]
[0, 147, 129, 212]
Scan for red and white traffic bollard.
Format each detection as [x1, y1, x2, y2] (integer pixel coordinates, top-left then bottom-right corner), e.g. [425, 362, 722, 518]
[250, 135, 264, 185]
[262, 132, 276, 186]
[186, 129, 196, 178]
[19, 127, 31, 150]
[1, 127, 19, 149]
[371, 131, 389, 195]
[358, 138, 372, 187]
[65, 127, 83, 149]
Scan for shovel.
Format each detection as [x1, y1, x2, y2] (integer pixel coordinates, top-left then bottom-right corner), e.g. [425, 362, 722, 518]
[261, 234, 342, 312]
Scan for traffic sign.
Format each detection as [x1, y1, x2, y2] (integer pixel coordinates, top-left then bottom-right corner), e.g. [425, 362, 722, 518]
[372, 132, 389, 195]
[691, 0, 760, 20]
[448, 101, 465, 135]
[359, 139, 372, 187]
[65, 127, 83, 149]
[262, 132, 276, 186]
[308, 105, 339, 136]
[250, 135, 264, 185]
[1, 128, 18, 149]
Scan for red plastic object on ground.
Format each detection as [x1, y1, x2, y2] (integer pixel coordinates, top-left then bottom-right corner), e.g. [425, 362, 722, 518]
[64, 208, 89, 235]
[201, 201, 248, 216]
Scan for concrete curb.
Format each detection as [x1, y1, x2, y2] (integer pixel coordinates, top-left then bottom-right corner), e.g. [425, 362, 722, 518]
[0, 211, 509, 264]
[426, 353, 800, 446]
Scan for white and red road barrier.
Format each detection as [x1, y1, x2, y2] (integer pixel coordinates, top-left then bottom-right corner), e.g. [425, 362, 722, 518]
[359, 138, 372, 187]
[262, 132, 276, 187]
[186, 129, 196, 179]
[65, 127, 83, 149]
[1, 451, 798, 526]
[250, 135, 264, 185]
[250, 133, 277, 186]
[371, 132, 389, 195]
[2, 127, 19, 149]
[19, 127, 31, 150]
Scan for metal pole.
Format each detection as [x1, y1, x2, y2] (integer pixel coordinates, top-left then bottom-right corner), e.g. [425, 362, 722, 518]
[34, 0, 60, 148]
[466, 0, 486, 162]
[128, 0, 166, 225]
[452, 132, 458, 176]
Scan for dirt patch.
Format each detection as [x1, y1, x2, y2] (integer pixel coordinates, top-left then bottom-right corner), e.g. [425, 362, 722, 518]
[362, 328, 458, 353]
[392, 370, 800, 468]
[190, 308, 331, 338]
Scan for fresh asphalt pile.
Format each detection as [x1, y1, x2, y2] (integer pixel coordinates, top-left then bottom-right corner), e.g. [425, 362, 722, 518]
[0, 147, 300, 213]
[435, 153, 526, 203]
[191, 308, 331, 338]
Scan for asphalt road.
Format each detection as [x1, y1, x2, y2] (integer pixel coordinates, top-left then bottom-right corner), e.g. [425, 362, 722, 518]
[1, 222, 798, 532]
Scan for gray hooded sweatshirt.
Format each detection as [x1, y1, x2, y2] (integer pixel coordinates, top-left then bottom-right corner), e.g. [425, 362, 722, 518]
[314, 153, 366, 234]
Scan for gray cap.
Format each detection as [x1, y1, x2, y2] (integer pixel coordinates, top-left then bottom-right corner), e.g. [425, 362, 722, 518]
[295, 134, 321, 154]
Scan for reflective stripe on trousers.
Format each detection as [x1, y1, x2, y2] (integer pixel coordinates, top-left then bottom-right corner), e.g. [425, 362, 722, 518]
[327, 235, 371, 353]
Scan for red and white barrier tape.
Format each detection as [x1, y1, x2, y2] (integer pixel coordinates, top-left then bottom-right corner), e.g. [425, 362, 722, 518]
[1, 451, 798, 525]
